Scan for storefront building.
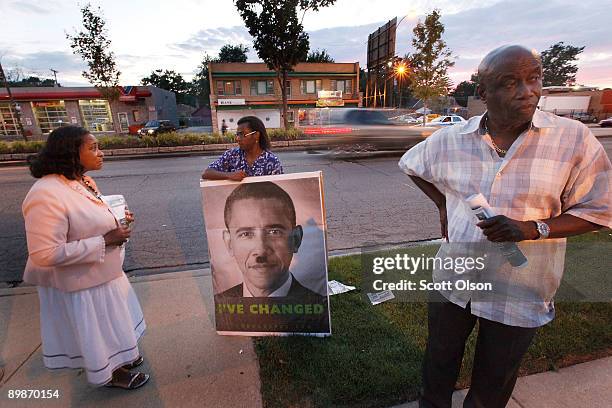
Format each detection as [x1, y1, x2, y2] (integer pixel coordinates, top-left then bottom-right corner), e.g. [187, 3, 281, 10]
[0, 86, 178, 140]
[209, 62, 361, 131]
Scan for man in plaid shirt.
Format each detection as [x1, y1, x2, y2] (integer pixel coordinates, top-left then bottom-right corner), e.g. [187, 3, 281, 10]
[399, 45, 612, 408]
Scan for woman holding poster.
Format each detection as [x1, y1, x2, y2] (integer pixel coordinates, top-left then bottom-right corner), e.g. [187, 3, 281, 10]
[202, 116, 283, 181]
[22, 126, 149, 390]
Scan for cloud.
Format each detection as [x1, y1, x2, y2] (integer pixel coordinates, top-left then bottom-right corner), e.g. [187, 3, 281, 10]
[7, 0, 60, 14]
[1, 50, 88, 85]
[172, 26, 254, 55]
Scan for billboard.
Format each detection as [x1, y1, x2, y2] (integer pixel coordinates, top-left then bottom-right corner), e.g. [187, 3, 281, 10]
[367, 17, 397, 70]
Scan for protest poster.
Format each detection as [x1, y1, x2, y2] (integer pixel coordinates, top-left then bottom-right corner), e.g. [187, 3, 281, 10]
[201, 171, 331, 336]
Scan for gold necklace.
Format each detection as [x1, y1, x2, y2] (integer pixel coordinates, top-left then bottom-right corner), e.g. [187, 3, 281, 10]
[484, 117, 507, 154]
[80, 177, 102, 201]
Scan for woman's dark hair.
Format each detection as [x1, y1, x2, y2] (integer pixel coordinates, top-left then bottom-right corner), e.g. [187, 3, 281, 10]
[27, 126, 90, 179]
[237, 116, 270, 150]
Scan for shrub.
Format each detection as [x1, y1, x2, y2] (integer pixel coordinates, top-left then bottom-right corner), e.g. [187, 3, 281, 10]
[0, 141, 10, 154]
[98, 135, 145, 149]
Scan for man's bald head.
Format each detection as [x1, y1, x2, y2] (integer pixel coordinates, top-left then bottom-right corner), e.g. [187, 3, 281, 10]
[478, 45, 541, 88]
[476, 45, 543, 127]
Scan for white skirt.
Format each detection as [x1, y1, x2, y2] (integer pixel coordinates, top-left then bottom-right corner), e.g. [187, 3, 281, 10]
[37, 274, 146, 386]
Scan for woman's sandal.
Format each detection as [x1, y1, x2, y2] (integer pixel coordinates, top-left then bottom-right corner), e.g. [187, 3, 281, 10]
[122, 356, 144, 370]
[105, 371, 150, 390]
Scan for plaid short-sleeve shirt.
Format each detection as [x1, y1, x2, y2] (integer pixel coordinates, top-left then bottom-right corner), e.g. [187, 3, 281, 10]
[399, 109, 612, 327]
[208, 147, 283, 176]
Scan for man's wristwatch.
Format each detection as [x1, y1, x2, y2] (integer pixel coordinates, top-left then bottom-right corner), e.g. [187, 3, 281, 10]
[533, 220, 550, 240]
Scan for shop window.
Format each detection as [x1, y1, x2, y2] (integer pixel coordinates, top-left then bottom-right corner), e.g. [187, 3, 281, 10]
[0, 103, 20, 137]
[32, 101, 69, 134]
[79, 99, 114, 132]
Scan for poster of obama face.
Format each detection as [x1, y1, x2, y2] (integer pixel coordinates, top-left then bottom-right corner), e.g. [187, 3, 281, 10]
[200, 171, 331, 336]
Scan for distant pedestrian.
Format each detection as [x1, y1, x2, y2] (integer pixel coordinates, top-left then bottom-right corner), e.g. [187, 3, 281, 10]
[203, 116, 283, 181]
[221, 119, 228, 135]
[23, 126, 150, 390]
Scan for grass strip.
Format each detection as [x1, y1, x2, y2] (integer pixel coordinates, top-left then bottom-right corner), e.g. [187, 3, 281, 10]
[256, 231, 612, 408]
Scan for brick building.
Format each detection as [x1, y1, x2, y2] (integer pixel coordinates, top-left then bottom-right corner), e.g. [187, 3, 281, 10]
[0, 86, 178, 140]
[209, 62, 361, 131]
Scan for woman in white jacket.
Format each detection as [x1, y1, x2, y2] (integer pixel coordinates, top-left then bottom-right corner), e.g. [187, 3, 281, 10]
[23, 126, 149, 389]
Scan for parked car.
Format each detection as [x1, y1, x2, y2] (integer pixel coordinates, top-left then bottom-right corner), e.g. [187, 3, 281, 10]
[419, 115, 467, 127]
[568, 112, 598, 123]
[599, 117, 612, 128]
[390, 114, 420, 124]
[137, 120, 176, 137]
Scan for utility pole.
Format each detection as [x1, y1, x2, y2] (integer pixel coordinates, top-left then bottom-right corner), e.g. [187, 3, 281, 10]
[50, 69, 59, 87]
[0, 61, 28, 141]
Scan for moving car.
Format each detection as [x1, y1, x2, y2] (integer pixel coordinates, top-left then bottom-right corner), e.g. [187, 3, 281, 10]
[137, 120, 176, 137]
[599, 117, 612, 127]
[302, 109, 432, 152]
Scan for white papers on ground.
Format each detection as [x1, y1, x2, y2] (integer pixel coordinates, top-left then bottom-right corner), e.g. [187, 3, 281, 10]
[328, 280, 356, 295]
[367, 290, 395, 305]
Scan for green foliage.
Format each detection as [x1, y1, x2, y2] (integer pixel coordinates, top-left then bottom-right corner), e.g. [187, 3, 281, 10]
[450, 73, 479, 107]
[234, 0, 337, 128]
[407, 9, 454, 116]
[141, 69, 190, 104]
[190, 44, 250, 107]
[0, 129, 304, 156]
[218, 44, 249, 62]
[305, 49, 334, 63]
[268, 128, 302, 141]
[66, 3, 121, 99]
[541, 42, 585, 86]
[8, 75, 57, 87]
[97, 136, 145, 149]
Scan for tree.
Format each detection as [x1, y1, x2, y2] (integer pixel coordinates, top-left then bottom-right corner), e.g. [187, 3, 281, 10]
[66, 3, 121, 99]
[407, 9, 454, 123]
[141, 69, 190, 104]
[235, 0, 337, 129]
[8, 76, 57, 87]
[450, 73, 479, 107]
[218, 44, 249, 62]
[305, 49, 334, 63]
[541, 42, 585, 86]
[191, 54, 215, 107]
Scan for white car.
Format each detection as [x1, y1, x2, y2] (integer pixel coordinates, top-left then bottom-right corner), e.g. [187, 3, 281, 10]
[427, 115, 467, 126]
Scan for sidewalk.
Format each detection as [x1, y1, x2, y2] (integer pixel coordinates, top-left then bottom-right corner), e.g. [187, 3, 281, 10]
[0, 269, 262, 408]
[1, 269, 611, 407]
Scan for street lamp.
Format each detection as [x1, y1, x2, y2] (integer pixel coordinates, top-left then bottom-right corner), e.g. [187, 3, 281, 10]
[394, 62, 409, 108]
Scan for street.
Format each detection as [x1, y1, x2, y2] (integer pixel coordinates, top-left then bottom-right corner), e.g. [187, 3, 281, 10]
[2, 138, 612, 284]
[0, 151, 442, 283]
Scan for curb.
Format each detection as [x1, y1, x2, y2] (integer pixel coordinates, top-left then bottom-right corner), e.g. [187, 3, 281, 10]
[0, 139, 333, 167]
[0, 238, 444, 296]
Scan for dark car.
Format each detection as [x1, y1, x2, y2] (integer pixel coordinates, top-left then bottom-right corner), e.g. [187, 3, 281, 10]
[569, 112, 598, 123]
[137, 120, 176, 137]
[599, 117, 612, 128]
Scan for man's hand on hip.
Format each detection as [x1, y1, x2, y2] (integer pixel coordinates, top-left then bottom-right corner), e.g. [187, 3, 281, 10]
[438, 203, 448, 242]
[477, 215, 538, 242]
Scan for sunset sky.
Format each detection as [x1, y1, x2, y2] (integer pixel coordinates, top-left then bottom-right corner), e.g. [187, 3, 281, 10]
[1, 0, 610, 88]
